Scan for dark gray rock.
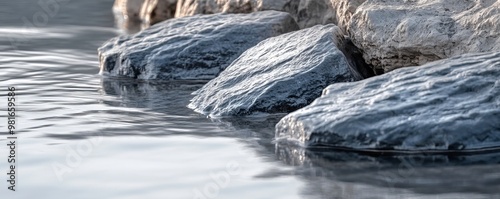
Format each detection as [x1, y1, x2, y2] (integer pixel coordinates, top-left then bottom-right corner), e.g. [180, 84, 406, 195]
[189, 25, 362, 117]
[98, 11, 299, 79]
[276, 51, 500, 151]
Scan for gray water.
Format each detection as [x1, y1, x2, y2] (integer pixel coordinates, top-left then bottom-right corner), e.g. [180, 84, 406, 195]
[1, 0, 500, 198]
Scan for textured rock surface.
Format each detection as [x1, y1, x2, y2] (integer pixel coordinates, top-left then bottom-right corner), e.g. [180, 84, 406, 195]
[140, 0, 178, 27]
[175, 0, 342, 29]
[189, 25, 361, 117]
[276, 51, 500, 151]
[348, 0, 500, 72]
[98, 11, 299, 79]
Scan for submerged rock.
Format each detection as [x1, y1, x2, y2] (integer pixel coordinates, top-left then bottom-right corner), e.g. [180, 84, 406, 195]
[348, 0, 500, 72]
[276, 51, 500, 151]
[189, 25, 362, 117]
[98, 11, 299, 79]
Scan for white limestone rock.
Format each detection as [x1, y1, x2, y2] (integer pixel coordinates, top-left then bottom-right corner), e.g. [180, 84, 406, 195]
[189, 25, 362, 117]
[348, 0, 500, 72]
[276, 51, 500, 151]
[98, 11, 299, 79]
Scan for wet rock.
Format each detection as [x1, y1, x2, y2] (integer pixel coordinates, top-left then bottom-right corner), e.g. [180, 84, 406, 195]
[276, 51, 500, 151]
[140, 0, 178, 28]
[98, 11, 299, 79]
[348, 0, 500, 72]
[175, 0, 345, 29]
[189, 25, 362, 117]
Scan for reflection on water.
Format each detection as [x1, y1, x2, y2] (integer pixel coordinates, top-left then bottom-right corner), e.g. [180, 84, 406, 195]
[210, 113, 500, 199]
[94, 78, 243, 138]
[1, 0, 500, 198]
[276, 144, 500, 198]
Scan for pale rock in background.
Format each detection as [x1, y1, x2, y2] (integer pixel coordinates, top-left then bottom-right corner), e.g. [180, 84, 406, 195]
[348, 0, 500, 72]
[140, 0, 178, 28]
[189, 25, 362, 117]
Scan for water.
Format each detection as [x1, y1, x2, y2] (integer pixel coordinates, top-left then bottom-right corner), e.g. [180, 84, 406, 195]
[1, 0, 500, 198]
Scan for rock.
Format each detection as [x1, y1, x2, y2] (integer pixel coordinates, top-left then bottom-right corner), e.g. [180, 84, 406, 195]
[276, 51, 500, 151]
[113, 0, 177, 32]
[175, 0, 340, 29]
[113, 0, 146, 33]
[113, 0, 145, 21]
[140, 0, 178, 28]
[189, 25, 362, 117]
[348, 0, 500, 72]
[98, 11, 299, 79]
[113, 0, 367, 31]
[328, 0, 366, 32]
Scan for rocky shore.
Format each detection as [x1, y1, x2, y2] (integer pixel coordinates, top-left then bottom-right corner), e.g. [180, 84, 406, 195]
[102, 0, 500, 152]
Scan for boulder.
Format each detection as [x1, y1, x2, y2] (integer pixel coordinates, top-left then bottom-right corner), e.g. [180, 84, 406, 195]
[140, 0, 178, 28]
[98, 11, 299, 79]
[348, 0, 500, 72]
[175, 0, 341, 29]
[189, 25, 362, 117]
[276, 51, 500, 151]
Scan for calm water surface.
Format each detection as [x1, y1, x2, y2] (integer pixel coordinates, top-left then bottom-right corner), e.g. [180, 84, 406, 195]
[1, 0, 500, 198]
